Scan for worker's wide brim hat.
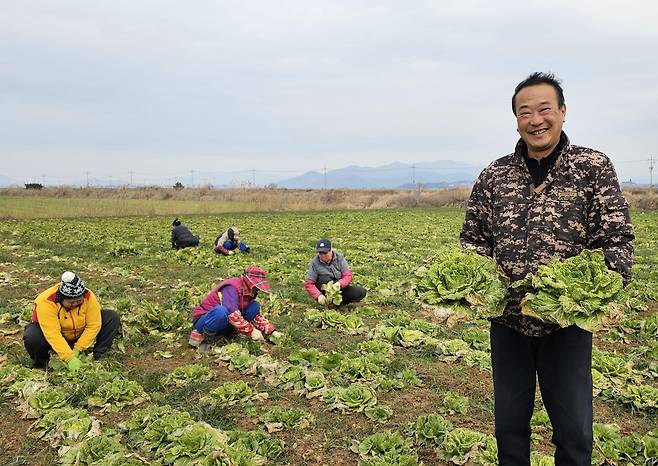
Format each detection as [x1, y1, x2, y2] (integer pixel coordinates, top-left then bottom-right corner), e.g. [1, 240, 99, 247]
[243, 266, 272, 293]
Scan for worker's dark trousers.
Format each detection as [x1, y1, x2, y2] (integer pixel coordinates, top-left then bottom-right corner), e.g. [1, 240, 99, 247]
[490, 321, 593, 466]
[315, 276, 367, 305]
[23, 309, 121, 367]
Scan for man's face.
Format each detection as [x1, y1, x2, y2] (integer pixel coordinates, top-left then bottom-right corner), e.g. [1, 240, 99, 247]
[318, 250, 332, 263]
[514, 83, 566, 159]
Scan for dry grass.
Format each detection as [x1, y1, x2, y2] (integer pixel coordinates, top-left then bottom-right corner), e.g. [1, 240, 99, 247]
[1, 185, 655, 219]
[621, 187, 658, 210]
[0, 186, 473, 218]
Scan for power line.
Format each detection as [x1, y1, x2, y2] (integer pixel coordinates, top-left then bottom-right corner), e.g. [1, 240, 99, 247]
[76, 165, 417, 183]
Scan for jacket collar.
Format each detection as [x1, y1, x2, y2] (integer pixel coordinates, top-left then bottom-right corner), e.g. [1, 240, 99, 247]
[510, 132, 570, 167]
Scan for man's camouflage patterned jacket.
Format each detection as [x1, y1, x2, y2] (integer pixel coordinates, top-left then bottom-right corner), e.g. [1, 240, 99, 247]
[460, 132, 635, 336]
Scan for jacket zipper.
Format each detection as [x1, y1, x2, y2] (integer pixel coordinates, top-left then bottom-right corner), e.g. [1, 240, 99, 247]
[70, 310, 77, 339]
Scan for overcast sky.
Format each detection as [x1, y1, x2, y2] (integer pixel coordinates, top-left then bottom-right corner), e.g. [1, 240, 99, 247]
[1, 1, 657, 186]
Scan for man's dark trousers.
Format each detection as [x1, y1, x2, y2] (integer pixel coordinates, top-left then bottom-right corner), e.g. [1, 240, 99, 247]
[490, 321, 593, 466]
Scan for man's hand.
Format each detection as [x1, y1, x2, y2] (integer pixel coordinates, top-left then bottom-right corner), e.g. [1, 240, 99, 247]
[67, 356, 82, 373]
[250, 328, 265, 341]
[317, 295, 328, 306]
[227, 250, 234, 256]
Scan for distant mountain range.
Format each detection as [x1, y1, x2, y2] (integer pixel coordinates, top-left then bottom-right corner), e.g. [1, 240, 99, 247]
[1, 161, 650, 189]
[275, 161, 483, 189]
[0, 161, 485, 189]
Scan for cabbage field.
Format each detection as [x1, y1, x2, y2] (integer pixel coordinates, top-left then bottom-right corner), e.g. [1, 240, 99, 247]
[0, 208, 656, 465]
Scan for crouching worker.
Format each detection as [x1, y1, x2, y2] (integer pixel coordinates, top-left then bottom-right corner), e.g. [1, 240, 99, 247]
[171, 218, 200, 249]
[304, 238, 366, 307]
[23, 272, 121, 371]
[214, 227, 250, 255]
[188, 266, 282, 347]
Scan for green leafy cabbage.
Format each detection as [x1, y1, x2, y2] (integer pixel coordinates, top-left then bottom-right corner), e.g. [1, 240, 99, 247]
[351, 430, 417, 465]
[60, 434, 126, 466]
[441, 391, 469, 415]
[519, 250, 626, 332]
[439, 428, 488, 465]
[415, 249, 509, 318]
[227, 429, 285, 461]
[410, 413, 453, 446]
[202, 380, 267, 406]
[321, 281, 343, 305]
[27, 386, 68, 415]
[323, 384, 377, 413]
[87, 378, 149, 412]
[163, 363, 213, 387]
[32, 406, 93, 445]
[259, 407, 314, 432]
[122, 404, 194, 452]
[364, 405, 393, 423]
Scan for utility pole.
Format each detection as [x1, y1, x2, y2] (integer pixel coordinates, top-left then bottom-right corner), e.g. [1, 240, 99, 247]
[649, 156, 655, 188]
[129, 170, 134, 186]
[252, 169, 256, 187]
[323, 165, 327, 190]
[190, 170, 194, 188]
[86, 171, 90, 187]
[411, 163, 416, 187]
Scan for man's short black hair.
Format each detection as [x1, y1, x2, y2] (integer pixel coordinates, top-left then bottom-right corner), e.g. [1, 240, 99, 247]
[512, 72, 565, 115]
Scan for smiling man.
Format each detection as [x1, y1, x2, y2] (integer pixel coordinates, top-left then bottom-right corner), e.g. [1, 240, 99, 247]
[460, 72, 634, 465]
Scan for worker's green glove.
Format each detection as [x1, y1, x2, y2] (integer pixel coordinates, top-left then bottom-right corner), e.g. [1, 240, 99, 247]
[73, 348, 81, 357]
[67, 356, 82, 373]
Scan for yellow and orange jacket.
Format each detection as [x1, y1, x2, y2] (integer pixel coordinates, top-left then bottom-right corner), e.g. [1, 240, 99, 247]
[32, 284, 102, 362]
